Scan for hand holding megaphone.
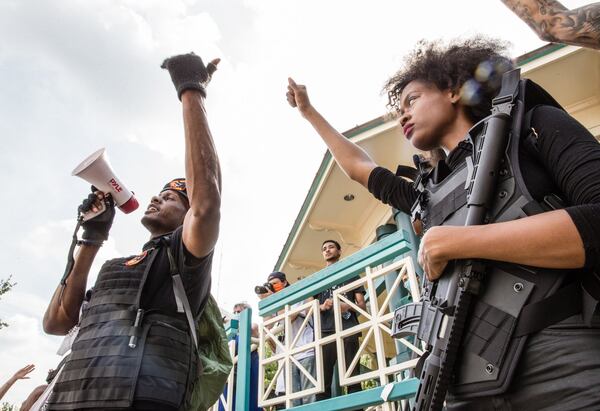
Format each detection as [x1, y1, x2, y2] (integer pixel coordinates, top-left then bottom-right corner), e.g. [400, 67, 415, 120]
[78, 188, 115, 242]
[77, 187, 111, 221]
[72, 148, 138, 221]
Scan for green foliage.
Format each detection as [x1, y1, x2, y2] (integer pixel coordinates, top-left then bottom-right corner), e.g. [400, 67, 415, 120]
[1, 402, 18, 411]
[261, 343, 281, 411]
[0, 276, 15, 330]
[360, 353, 379, 390]
[263, 343, 278, 389]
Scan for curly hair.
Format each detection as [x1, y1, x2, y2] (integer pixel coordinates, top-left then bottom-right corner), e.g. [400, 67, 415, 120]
[384, 36, 514, 123]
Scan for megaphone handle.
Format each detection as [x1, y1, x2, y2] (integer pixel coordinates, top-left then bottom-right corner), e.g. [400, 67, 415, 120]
[81, 201, 106, 222]
[60, 217, 83, 288]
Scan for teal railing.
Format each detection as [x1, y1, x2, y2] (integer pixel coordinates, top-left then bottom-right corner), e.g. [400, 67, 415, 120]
[254, 227, 419, 411]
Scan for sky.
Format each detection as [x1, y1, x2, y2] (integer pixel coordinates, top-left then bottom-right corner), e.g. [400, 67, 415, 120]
[0, 0, 591, 405]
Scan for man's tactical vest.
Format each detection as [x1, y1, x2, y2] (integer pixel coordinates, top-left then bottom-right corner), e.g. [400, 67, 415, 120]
[47, 239, 197, 410]
[410, 78, 591, 398]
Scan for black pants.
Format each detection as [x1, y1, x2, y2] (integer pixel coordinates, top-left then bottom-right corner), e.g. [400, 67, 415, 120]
[446, 321, 600, 411]
[316, 332, 362, 401]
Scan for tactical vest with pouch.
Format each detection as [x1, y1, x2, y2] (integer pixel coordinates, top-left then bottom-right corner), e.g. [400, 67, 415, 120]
[47, 239, 198, 410]
[410, 77, 592, 398]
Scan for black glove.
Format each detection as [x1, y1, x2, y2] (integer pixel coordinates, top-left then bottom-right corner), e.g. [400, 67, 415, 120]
[78, 187, 116, 243]
[161, 52, 218, 100]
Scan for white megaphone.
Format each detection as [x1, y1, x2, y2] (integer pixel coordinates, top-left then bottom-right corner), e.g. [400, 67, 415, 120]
[72, 148, 139, 220]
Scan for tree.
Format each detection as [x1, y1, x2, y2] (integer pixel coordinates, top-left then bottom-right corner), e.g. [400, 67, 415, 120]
[1, 402, 17, 411]
[0, 276, 15, 330]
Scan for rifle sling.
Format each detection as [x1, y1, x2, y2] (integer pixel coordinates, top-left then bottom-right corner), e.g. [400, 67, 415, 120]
[514, 281, 581, 337]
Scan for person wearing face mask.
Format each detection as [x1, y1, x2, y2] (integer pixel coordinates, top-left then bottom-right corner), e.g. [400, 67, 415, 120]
[258, 272, 316, 408]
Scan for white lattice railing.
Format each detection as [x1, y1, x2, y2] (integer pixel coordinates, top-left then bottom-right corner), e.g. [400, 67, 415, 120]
[333, 256, 422, 388]
[257, 256, 421, 410]
[258, 299, 324, 409]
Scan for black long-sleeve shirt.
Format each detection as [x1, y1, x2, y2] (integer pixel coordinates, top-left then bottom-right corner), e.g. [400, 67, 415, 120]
[368, 105, 600, 271]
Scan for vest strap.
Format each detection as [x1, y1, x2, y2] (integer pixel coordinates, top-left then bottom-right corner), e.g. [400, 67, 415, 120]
[88, 293, 137, 307]
[514, 282, 581, 337]
[79, 309, 136, 329]
[172, 274, 198, 350]
[51, 387, 132, 406]
[75, 324, 136, 342]
[93, 278, 142, 292]
[68, 344, 138, 361]
[427, 187, 468, 228]
[58, 365, 137, 383]
[161, 237, 200, 350]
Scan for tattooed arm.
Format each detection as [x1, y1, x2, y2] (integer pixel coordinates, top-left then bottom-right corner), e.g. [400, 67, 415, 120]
[502, 0, 600, 49]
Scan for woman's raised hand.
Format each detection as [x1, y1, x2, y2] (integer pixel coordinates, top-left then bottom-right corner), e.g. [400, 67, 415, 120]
[286, 77, 313, 116]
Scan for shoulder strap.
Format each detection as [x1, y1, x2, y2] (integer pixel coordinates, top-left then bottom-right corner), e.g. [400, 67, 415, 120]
[133, 248, 160, 309]
[492, 68, 521, 115]
[161, 238, 199, 350]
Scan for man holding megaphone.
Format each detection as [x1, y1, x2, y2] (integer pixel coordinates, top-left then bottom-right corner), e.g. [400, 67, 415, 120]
[42, 53, 222, 411]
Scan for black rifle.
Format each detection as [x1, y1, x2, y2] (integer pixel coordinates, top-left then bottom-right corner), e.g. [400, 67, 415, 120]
[392, 70, 520, 411]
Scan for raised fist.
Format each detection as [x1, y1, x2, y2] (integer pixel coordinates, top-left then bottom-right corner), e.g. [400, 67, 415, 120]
[286, 77, 313, 115]
[161, 52, 220, 100]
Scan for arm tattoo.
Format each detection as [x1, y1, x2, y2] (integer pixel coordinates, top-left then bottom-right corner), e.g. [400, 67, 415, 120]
[502, 0, 600, 49]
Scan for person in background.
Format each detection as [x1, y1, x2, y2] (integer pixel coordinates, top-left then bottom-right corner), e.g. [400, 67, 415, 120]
[20, 384, 47, 411]
[0, 364, 35, 403]
[315, 240, 366, 401]
[258, 272, 316, 408]
[233, 302, 259, 338]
